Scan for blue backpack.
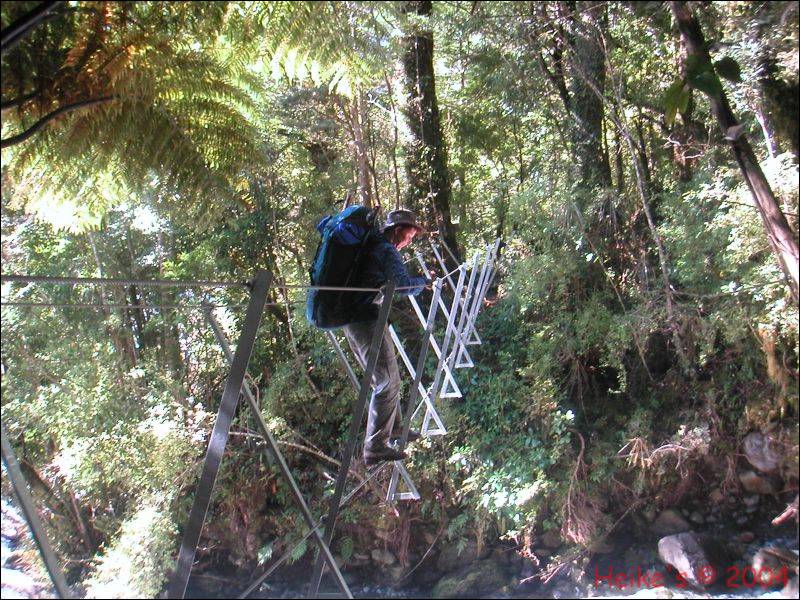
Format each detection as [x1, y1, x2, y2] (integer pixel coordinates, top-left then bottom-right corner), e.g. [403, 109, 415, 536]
[306, 205, 379, 329]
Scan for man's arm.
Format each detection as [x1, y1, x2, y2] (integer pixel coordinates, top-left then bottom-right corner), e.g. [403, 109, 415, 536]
[381, 244, 429, 296]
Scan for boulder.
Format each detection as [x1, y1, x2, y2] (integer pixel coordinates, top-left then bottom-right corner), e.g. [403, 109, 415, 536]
[431, 558, 510, 598]
[436, 539, 478, 573]
[370, 548, 396, 566]
[743, 431, 781, 473]
[657, 532, 719, 587]
[651, 509, 690, 536]
[739, 470, 775, 495]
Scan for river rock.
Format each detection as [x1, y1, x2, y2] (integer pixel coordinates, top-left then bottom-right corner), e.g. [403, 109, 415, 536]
[743, 431, 781, 473]
[431, 557, 510, 598]
[371, 548, 396, 566]
[739, 470, 775, 495]
[589, 538, 614, 554]
[657, 532, 719, 587]
[540, 528, 563, 549]
[388, 565, 406, 581]
[752, 546, 799, 589]
[689, 511, 704, 525]
[743, 494, 760, 508]
[738, 532, 755, 543]
[349, 552, 370, 567]
[551, 580, 583, 598]
[784, 576, 799, 599]
[623, 544, 658, 568]
[651, 509, 690, 536]
[491, 546, 512, 565]
[436, 539, 478, 573]
[709, 488, 725, 505]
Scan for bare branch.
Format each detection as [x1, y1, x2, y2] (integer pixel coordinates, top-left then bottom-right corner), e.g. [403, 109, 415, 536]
[1, 89, 40, 112]
[1, 1, 64, 53]
[1, 96, 115, 149]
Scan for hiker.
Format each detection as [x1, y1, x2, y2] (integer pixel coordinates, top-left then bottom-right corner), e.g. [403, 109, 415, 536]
[344, 209, 430, 466]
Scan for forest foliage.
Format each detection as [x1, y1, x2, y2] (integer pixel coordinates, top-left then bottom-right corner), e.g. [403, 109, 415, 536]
[1, 1, 798, 596]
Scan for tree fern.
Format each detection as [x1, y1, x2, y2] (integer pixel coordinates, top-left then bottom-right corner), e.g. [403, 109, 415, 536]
[1, 1, 267, 230]
[253, 1, 396, 94]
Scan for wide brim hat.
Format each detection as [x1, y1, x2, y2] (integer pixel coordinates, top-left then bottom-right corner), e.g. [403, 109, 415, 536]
[381, 209, 428, 234]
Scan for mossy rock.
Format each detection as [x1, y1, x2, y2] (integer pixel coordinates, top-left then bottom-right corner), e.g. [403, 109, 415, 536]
[431, 558, 509, 598]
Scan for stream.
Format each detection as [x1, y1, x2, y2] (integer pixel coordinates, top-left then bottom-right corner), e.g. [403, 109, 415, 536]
[2, 495, 796, 599]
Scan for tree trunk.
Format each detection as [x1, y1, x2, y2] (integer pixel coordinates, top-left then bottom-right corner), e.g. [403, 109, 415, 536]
[158, 228, 183, 377]
[670, 1, 799, 303]
[383, 70, 403, 210]
[566, 0, 611, 193]
[672, 33, 696, 181]
[350, 92, 374, 207]
[754, 21, 799, 161]
[401, 0, 461, 263]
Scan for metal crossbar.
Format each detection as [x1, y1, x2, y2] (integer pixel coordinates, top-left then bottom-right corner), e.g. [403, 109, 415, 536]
[308, 283, 396, 598]
[203, 307, 351, 599]
[1, 423, 72, 599]
[414, 252, 474, 373]
[407, 295, 462, 400]
[387, 325, 446, 437]
[425, 265, 467, 409]
[386, 280, 443, 502]
[168, 270, 273, 599]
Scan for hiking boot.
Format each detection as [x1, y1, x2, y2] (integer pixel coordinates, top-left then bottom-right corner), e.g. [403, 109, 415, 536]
[390, 429, 421, 443]
[364, 445, 408, 467]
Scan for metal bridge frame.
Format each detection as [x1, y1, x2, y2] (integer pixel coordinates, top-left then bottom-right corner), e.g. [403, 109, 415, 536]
[0, 240, 501, 600]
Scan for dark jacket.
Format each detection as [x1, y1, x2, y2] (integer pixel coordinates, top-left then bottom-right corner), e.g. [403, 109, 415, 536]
[350, 233, 428, 320]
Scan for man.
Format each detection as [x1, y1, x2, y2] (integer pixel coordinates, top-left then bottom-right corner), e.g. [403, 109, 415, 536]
[344, 208, 430, 466]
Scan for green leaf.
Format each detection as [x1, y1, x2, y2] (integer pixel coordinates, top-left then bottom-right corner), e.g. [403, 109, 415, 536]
[714, 57, 742, 82]
[257, 541, 273, 565]
[684, 54, 708, 81]
[663, 79, 685, 127]
[340, 536, 354, 562]
[677, 84, 692, 114]
[688, 71, 722, 97]
[289, 539, 308, 563]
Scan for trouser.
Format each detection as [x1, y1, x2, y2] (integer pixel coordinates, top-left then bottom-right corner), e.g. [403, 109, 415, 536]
[342, 319, 402, 453]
